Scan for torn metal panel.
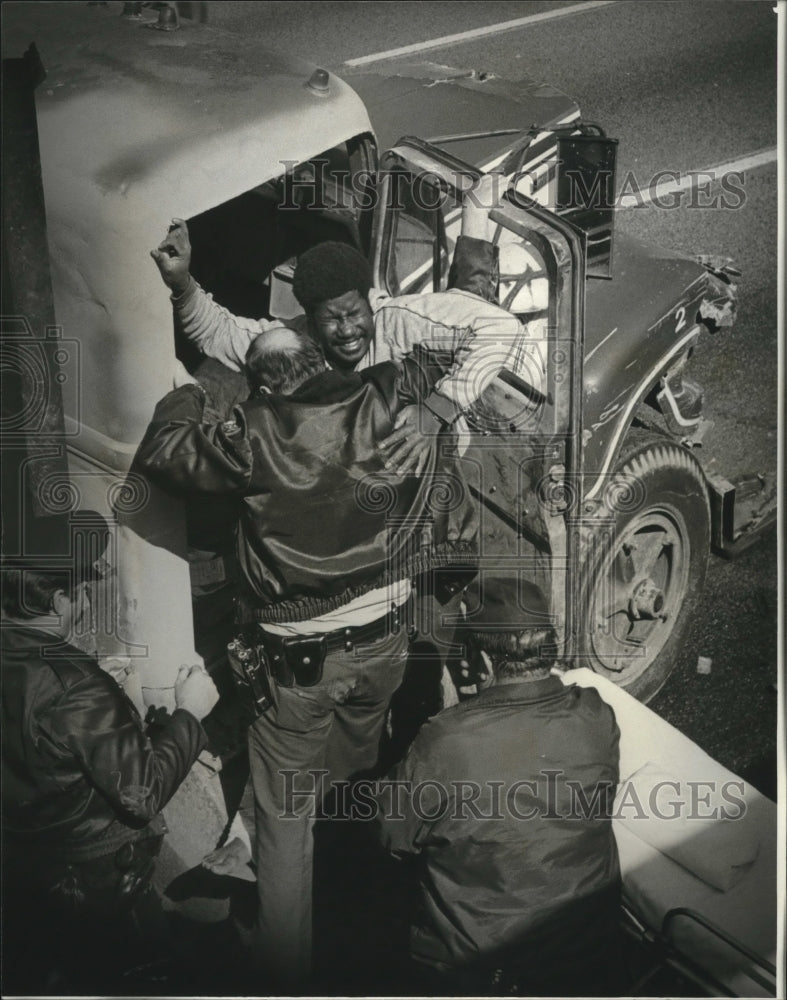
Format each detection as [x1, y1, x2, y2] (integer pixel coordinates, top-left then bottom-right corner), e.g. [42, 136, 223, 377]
[344, 60, 579, 165]
[581, 233, 712, 481]
[696, 258, 739, 332]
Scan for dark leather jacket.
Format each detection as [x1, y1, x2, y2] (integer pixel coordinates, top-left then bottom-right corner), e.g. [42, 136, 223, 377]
[1, 625, 206, 862]
[137, 348, 478, 623]
[377, 676, 621, 973]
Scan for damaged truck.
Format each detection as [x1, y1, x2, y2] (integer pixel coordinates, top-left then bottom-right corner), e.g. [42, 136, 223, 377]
[1, 2, 774, 905]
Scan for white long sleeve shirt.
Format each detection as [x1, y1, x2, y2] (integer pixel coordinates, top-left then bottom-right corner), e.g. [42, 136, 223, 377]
[173, 280, 544, 423]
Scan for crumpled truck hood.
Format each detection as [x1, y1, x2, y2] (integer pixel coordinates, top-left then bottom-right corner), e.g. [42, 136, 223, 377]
[581, 233, 738, 490]
[342, 61, 579, 168]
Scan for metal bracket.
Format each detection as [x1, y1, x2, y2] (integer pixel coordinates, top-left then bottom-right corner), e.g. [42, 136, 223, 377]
[708, 471, 777, 558]
[655, 378, 713, 447]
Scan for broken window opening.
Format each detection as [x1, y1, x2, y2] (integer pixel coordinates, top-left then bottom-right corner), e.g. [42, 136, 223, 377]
[178, 136, 374, 368]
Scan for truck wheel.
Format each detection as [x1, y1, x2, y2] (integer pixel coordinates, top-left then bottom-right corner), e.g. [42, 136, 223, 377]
[578, 431, 710, 703]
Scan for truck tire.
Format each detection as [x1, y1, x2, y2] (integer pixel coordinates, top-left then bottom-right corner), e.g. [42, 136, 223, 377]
[577, 430, 710, 703]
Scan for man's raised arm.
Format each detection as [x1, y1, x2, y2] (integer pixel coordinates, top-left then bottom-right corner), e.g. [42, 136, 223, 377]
[151, 219, 280, 373]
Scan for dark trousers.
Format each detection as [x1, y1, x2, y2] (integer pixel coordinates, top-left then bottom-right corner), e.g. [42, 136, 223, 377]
[414, 884, 626, 998]
[2, 836, 168, 995]
[247, 627, 409, 992]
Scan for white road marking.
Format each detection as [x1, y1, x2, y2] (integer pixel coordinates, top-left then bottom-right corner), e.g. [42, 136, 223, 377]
[344, 1, 619, 67]
[618, 148, 777, 208]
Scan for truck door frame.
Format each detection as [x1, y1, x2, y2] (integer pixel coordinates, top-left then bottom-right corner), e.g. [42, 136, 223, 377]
[371, 138, 588, 652]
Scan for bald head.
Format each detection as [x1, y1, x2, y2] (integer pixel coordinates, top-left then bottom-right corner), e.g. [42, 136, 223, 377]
[245, 326, 326, 396]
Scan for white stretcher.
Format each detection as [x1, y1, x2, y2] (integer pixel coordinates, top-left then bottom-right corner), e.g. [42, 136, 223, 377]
[561, 669, 779, 998]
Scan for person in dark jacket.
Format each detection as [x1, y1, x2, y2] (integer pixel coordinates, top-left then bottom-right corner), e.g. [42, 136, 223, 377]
[137, 322, 498, 990]
[1, 529, 219, 994]
[150, 174, 518, 477]
[152, 177, 519, 759]
[375, 574, 623, 997]
[141, 331, 478, 623]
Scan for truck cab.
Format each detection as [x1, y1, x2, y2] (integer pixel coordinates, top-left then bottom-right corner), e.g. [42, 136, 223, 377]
[2, 5, 768, 736]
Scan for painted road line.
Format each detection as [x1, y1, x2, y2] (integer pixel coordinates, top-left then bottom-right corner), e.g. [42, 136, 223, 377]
[618, 148, 777, 209]
[344, 1, 619, 67]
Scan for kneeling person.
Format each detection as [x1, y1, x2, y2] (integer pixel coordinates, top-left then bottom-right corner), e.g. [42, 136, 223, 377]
[375, 575, 622, 996]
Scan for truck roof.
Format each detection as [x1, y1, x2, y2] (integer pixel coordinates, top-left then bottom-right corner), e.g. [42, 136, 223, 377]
[1, 2, 372, 216]
[2, 2, 374, 450]
[1, 4, 580, 453]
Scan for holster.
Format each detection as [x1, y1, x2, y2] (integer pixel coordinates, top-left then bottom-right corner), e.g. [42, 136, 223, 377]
[226, 632, 277, 715]
[258, 633, 327, 688]
[250, 596, 415, 692]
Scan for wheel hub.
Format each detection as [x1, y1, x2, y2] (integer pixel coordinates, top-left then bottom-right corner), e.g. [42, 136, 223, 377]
[628, 577, 667, 621]
[586, 509, 691, 684]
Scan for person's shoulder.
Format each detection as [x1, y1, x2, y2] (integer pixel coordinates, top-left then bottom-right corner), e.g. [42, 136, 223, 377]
[368, 287, 392, 313]
[239, 371, 369, 415]
[44, 644, 107, 689]
[393, 712, 459, 776]
[570, 681, 609, 706]
[566, 682, 618, 726]
[194, 359, 250, 419]
[360, 360, 401, 385]
[291, 369, 365, 402]
[445, 287, 522, 319]
[1, 628, 91, 694]
[379, 287, 518, 323]
[413, 697, 479, 747]
[373, 291, 434, 318]
[236, 394, 272, 421]
[19, 641, 115, 712]
[1, 627, 94, 671]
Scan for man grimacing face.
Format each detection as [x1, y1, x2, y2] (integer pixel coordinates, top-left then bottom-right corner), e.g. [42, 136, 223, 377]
[310, 290, 375, 371]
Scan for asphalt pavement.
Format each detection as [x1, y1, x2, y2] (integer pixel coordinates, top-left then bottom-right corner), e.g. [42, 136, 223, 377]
[202, 0, 780, 792]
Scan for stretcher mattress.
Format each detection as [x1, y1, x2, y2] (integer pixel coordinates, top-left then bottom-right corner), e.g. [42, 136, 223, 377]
[561, 669, 778, 998]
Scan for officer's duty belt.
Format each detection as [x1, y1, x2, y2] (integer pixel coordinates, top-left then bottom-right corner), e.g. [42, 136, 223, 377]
[259, 598, 413, 688]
